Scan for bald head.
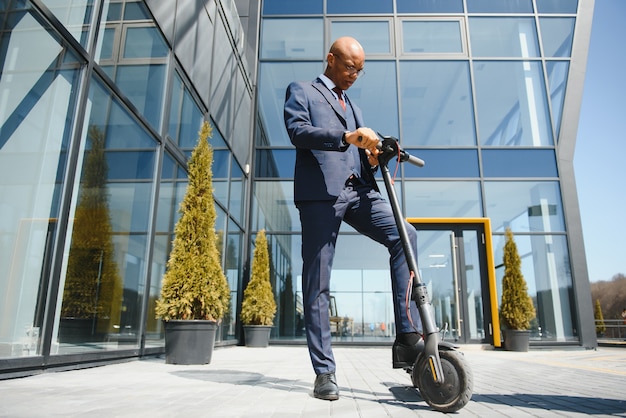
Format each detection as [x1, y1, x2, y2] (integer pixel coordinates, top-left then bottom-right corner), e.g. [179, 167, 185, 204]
[329, 37, 364, 58]
[324, 37, 365, 91]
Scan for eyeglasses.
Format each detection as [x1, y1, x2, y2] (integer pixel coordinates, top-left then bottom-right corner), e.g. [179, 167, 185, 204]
[331, 53, 365, 78]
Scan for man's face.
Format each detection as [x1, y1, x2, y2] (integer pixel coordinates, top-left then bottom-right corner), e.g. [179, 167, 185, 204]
[327, 51, 364, 91]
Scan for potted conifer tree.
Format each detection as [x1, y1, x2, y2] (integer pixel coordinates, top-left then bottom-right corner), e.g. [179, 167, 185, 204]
[155, 121, 230, 364]
[593, 299, 605, 337]
[499, 228, 536, 352]
[240, 229, 276, 347]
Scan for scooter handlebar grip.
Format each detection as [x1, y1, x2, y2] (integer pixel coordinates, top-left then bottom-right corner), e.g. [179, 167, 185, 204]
[406, 154, 425, 167]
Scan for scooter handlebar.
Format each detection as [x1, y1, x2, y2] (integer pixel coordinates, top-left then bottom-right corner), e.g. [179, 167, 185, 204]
[375, 133, 425, 168]
[403, 152, 425, 168]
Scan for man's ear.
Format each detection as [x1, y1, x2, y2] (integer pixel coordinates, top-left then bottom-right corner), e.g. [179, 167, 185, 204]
[327, 52, 335, 67]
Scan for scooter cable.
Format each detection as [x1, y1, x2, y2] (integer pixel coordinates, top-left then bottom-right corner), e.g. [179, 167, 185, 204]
[391, 140, 402, 184]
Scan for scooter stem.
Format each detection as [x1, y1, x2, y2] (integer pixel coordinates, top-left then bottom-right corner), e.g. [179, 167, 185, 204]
[377, 137, 445, 384]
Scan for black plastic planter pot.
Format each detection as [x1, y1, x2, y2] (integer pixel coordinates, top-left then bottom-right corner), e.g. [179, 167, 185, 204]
[504, 329, 530, 352]
[243, 325, 272, 347]
[164, 320, 217, 364]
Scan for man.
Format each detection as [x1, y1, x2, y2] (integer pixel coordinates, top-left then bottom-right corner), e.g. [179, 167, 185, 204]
[284, 37, 422, 401]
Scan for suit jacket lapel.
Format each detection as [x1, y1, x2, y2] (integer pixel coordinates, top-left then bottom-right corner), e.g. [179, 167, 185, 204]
[312, 78, 346, 124]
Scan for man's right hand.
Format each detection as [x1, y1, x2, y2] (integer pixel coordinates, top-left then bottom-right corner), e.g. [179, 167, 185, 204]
[344, 127, 380, 155]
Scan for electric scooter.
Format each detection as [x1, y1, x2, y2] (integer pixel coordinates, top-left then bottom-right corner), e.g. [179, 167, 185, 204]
[376, 134, 473, 413]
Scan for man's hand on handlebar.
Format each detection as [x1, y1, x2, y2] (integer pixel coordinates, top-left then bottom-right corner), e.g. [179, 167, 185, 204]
[344, 127, 380, 156]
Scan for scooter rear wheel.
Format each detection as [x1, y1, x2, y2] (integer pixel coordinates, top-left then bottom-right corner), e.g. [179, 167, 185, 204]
[412, 349, 473, 413]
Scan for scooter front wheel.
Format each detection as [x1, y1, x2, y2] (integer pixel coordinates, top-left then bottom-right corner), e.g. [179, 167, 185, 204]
[412, 349, 473, 413]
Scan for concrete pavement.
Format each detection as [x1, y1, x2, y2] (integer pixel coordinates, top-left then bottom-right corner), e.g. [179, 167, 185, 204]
[0, 345, 625, 417]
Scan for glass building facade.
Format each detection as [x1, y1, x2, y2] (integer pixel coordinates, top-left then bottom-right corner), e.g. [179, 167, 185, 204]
[0, 0, 596, 377]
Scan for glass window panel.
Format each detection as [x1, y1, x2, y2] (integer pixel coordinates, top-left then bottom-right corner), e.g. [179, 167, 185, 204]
[536, 0, 578, 14]
[262, 0, 323, 15]
[188, 6, 213, 104]
[106, 150, 155, 180]
[474, 61, 553, 146]
[469, 18, 539, 57]
[402, 149, 479, 178]
[155, 153, 185, 233]
[229, 161, 244, 224]
[0, 10, 81, 358]
[106, 2, 123, 21]
[362, 270, 392, 292]
[328, 270, 363, 293]
[260, 18, 323, 59]
[327, 0, 393, 14]
[331, 236, 393, 283]
[57, 77, 157, 352]
[211, 17, 234, 139]
[108, 183, 152, 233]
[145, 233, 168, 346]
[330, 241, 395, 338]
[266, 233, 302, 338]
[351, 61, 399, 138]
[115, 64, 166, 130]
[210, 123, 228, 148]
[99, 98, 157, 149]
[404, 181, 482, 218]
[400, 61, 476, 146]
[484, 181, 565, 233]
[212, 150, 230, 209]
[289, 231, 401, 339]
[402, 20, 463, 54]
[168, 73, 203, 148]
[331, 21, 391, 54]
[168, 73, 183, 138]
[106, 234, 144, 345]
[252, 181, 300, 233]
[540, 17, 575, 58]
[397, 0, 464, 13]
[42, 0, 92, 47]
[100, 64, 115, 79]
[466, 0, 533, 13]
[123, 1, 151, 20]
[225, 222, 242, 293]
[222, 221, 241, 341]
[546, 61, 569, 140]
[255, 149, 295, 178]
[231, 69, 252, 165]
[123, 27, 168, 58]
[161, 153, 176, 182]
[258, 62, 323, 146]
[482, 149, 557, 177]
[98, 27, 116, 61]
[493, 233, 576, 341]
[212, 150, 230, 178]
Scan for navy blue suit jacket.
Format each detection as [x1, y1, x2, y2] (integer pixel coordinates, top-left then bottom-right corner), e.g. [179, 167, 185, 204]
[284, 78, 378, 202]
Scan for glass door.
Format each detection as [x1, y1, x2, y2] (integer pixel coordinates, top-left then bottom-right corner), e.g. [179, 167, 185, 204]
[413, 223, 493, 344]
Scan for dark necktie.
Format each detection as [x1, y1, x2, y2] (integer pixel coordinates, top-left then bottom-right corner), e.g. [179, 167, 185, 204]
[332, 87, 346, 111]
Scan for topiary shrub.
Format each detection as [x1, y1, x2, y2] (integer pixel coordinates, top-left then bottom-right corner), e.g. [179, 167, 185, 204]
[240, 229, 276, 326]
[155, 121, 230, 322]
[594, 299, 606, 336]
[500, 228, 536, 330]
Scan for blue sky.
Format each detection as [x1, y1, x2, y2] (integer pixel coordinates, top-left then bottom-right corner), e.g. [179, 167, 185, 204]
[574, 0, 626, 282]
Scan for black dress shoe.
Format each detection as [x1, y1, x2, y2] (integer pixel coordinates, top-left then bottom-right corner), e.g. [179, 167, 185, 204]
[392, 337, 424, 369]
[313, 372, 339, 400]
